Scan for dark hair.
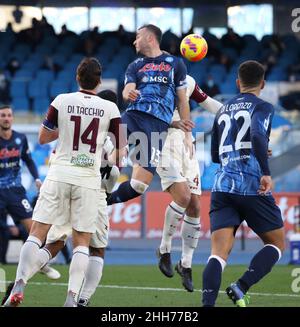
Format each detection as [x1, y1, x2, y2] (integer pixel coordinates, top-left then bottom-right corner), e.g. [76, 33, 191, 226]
[238, 60, 265, 87]
[0, 104, 11, 110]
[77, 57, 102, 90]
[97, 89, 118, 105]
[138, 24, 162, 44]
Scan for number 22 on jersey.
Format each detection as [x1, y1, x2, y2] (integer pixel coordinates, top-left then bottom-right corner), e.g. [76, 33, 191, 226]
[218, 110, 251, 155]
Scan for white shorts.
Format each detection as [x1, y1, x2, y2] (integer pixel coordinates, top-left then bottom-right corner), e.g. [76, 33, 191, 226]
[46, 190, 109, 248]
[33, 179, 101, 233]
[157, 135, 201, 195]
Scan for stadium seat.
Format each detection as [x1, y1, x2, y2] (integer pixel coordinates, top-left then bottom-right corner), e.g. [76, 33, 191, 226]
[14, 69, 34, 79]
[36, 69, 55, 83]
[50, 80, 70, 98]
[220, 83, 238, 95]
[10, 79, 28, 97]
[57, 70, 73, 82]
[28, 79, 49, 98]
[32, 97, 50, 115]
[12, 96, 30, 112]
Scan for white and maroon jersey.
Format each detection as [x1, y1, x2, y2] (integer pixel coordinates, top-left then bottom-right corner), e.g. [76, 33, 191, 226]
[169, 75, 200, 141]
[43, 90, 125, 189]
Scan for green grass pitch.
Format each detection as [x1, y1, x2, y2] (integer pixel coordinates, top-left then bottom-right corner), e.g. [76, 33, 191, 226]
[1, 264, 300, 307]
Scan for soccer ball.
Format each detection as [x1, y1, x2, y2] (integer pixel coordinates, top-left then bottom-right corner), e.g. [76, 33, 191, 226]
[180, 34, 208, 62]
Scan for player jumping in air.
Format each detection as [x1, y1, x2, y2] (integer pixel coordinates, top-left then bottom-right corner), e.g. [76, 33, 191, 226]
[156, 75, 223, 292]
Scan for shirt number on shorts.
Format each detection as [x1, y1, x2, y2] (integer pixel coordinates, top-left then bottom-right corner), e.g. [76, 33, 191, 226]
[150, 147, 161, 165]
[22, 199, 32, 211]
[70, 116, 100, 153]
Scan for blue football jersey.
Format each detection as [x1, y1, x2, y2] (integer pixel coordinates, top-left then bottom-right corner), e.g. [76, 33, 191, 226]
[124, 53, 187, 124]
[0, 131, 32, 188]
[211, 93, 274, 195]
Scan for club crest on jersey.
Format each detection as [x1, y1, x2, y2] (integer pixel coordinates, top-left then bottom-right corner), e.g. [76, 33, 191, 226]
[138, 62, 171, 73]
[15, 138, 21, 145]
[71, 154, 94, 167]
[165, 56, 174, 63]
[221, 156, 229, 166]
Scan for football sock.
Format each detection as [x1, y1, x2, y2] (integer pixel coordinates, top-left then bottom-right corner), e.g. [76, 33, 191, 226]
[68, 246, 89, 297]
[159, 201, 185, 254]
[80, 256, 104, 301]
[27, 247, 52, 281]
[238, 244, 281, 293]
[107, 181, 141, 205]
[202, 255, 226, 307]
[181, 215, 201, 268]
[16, 235, 42, 283]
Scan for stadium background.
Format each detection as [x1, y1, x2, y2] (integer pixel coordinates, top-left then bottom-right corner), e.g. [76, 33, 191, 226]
[0, 0, 299, 293]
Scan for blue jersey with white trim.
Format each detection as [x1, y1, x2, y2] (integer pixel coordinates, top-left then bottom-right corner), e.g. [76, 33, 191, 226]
[211, 93, 274, 195]
[124, 53, 187, 124]
[0, 131, 31, 188]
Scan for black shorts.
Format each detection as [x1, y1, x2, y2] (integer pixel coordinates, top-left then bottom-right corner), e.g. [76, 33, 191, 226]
[122, 110, 169, 175]
[210, 192, 284, 235]
[0, 186, 33, 224]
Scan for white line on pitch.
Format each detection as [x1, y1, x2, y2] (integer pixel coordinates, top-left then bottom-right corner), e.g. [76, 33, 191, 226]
[1, 280, 300, 298]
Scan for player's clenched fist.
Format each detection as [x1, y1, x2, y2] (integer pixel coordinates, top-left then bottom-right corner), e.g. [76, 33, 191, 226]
[127, 89, 141, 102]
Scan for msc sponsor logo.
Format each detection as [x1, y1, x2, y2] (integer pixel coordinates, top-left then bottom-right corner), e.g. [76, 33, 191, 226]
[149, 76, 168, 83]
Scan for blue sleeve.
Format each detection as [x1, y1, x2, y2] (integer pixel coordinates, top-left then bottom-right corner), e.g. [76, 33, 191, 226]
[251, 102, 274, 137]
[251, 134, 270, 175]
[211, 116, 220, 163]
[21, 136, 39, 180]
[174, 58, 187, 90]
[251, 102, 274, 176]
[124, 62, 137, 85]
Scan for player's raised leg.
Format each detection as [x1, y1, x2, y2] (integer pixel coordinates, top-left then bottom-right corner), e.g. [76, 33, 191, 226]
[107, 164, 151, 205]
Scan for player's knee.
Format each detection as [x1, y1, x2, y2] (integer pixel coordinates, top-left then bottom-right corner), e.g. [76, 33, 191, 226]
[186, 197, 200, 217]
[130, 179, 149, 194]
[275, 240, 285, 253]
[45, 241, 64, 258]
[175, 192, 191, 208]
[208, 254, 227, 271]
[89, 246, 105, 258]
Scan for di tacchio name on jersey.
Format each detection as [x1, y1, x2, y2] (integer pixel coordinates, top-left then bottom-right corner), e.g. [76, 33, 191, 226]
[67, 105, 104, 117]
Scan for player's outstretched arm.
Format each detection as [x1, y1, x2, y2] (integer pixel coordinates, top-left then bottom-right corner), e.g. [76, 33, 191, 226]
[191, 83, 223, 114]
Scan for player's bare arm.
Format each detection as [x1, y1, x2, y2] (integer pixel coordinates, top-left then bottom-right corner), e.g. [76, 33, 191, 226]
[123, 82, 140, 102]
[39, 126, 58, 144]
[176, 88, 195, 132]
